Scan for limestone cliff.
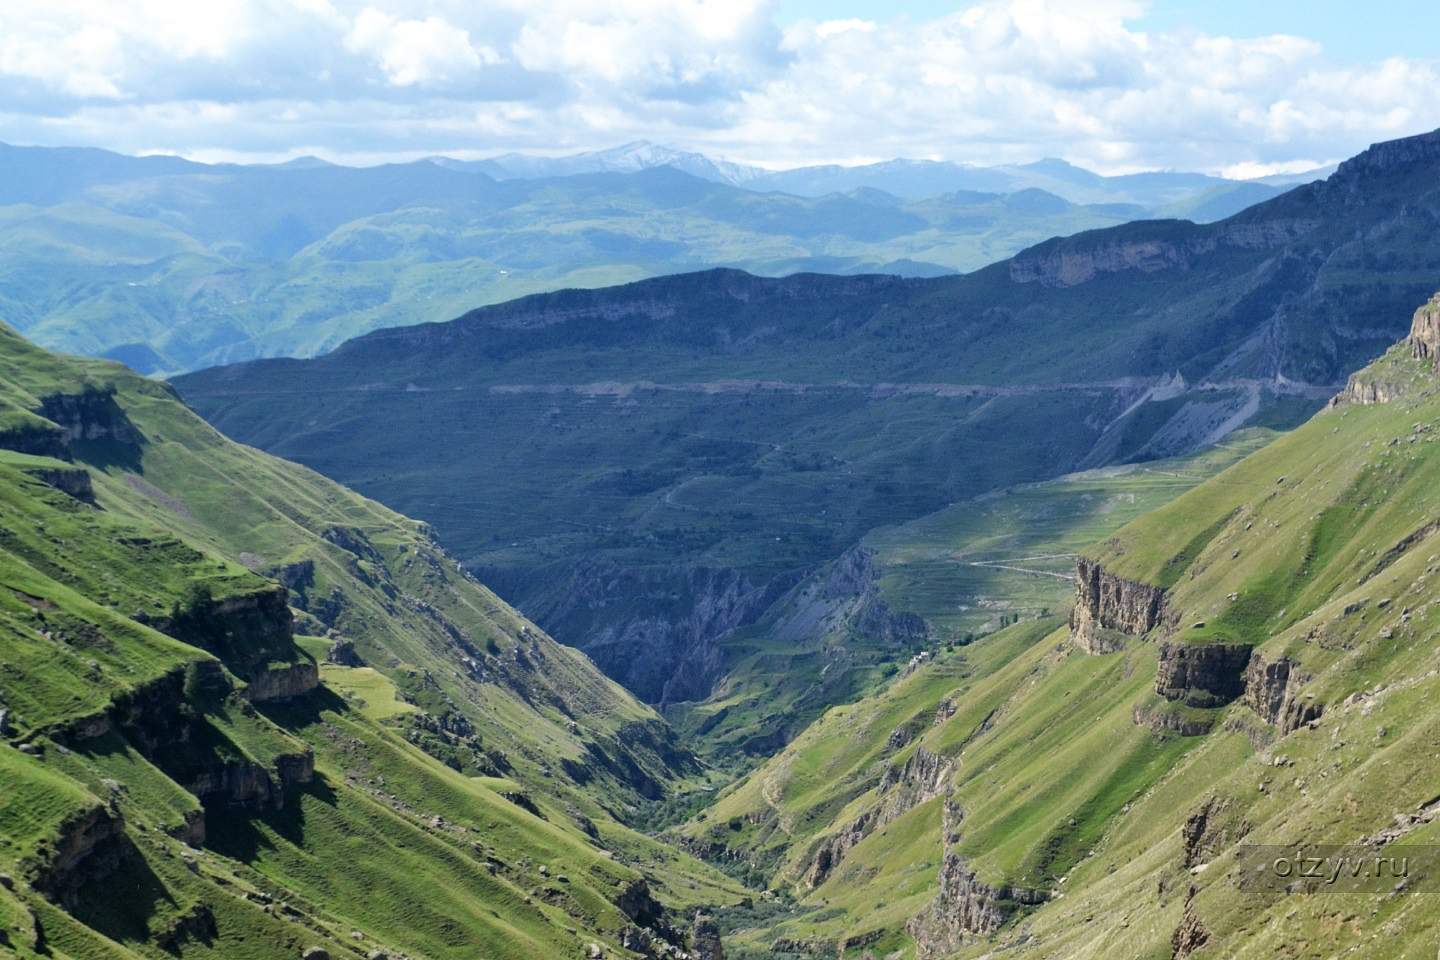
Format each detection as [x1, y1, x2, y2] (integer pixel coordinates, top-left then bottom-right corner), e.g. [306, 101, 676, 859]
[1409, 293, 1440, 367]
[1069, 558, 1169, 653]
[1242, 653, 1323, 733]
[243, 660, 321, 703]
[1154, 643, 1253, 707]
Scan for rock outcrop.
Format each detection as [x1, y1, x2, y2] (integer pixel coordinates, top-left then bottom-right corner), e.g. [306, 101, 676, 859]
[162, 585, 296, 680]
[907, 853, 1046, 957]
[326, 637, 363, 666]
[1171, 886, 1209, 959]
[243, 660, 320, 703]
[1333, 374, 1407, 406]
[803, 748, 953, 888]
[1070, 558, 1169, 653]
[691, 912, 724, 960]
[1409, 293, 1440, 366]
[1242, 653, 1322, 733]
[1154, 643, 1253, 707]
[25, 464, 95, 502]
[1181, 796, 1249, 869]
[30, 804, 130, 908]
[37, 387, 142, 448]
[1132, 702, 1216, 738]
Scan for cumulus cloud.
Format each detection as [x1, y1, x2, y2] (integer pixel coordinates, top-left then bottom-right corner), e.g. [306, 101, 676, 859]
[344, 8, 501, 88]
[0, 0, 1435, 173]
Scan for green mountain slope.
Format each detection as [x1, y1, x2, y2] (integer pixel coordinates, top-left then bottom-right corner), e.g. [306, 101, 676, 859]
[175, 130, 1440, 723]
[0, 326, 743, 958]
[680, 292, 1440, 958]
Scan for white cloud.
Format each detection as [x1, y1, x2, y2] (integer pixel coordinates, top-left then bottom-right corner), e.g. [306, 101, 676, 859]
[344, 8, 500, 88]
[0, 0, 1436, 174]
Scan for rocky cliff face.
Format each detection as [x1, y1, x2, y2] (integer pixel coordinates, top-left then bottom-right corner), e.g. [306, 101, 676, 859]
[38, 388, 142, 447]
[243, 660, 321, 703]
[30, 804, 130, 908]
[1171, 886, 1209, 959]
[1154, 643, 1254, 707]
[1408, 294, 1440, 366]
[690, 913, 724, 960]
[802, 747, 953, 888]
[907, 852, 1047, 957]
[1333, 374, 1407, 406]
[63, 663, 315, 817]
[1069, 558, 1169, 653]
[161, 585, 296, 681]
[1242, 653, 1322, 733]
[508, 561, 795, 704]
[24, 464, 95, 502]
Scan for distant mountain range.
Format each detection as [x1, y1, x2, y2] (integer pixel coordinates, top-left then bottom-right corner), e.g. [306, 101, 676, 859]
[443, 139, 1333, 206]
[0, 140, 1324, 373]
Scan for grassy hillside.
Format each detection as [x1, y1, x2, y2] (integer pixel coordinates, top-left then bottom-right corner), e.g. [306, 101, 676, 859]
[681, 292, 1440, 958]
[177, 130, 1440, 718]
[0, 325, 744, 958]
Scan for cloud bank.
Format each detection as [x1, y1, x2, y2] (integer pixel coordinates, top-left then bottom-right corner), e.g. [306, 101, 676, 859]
[0, 0, 1435, 173]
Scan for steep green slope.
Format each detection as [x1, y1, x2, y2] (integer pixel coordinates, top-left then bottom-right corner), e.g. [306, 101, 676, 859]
[0, 326, 743, 958]
[682, 292, 1440, 958]
[177, 130, 1440, 718]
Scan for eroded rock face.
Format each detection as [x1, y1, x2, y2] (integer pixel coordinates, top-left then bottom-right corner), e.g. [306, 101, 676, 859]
[37, 388, 142, 447]
[1171, 886, 1209, 959]
[1155, 643, 1253, 707]
[1333, 375, 1406, 406]
[907, 854, 1047, 957]
[1007, 218, 1317, 289]
[26, 465, 95, 502]
[1131, 703, 1216, 738]
[243, 660, 320, 703]
[162, 586, 296, 680]
[524, 561, 794, 704]
[1243, 653, 1323, 733]
[803, 747, 953, 888]
[1409, 294, 1440, 366]
[31, 804, 129, 908]
[1181, 796, 1249, 869]
[1070, 558, 1168, 654]
[691, 912, 724, 960]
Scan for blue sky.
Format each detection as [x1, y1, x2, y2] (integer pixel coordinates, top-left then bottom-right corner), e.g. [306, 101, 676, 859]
[0, 1, 1436, 175]
[777, 0, 1439, 64]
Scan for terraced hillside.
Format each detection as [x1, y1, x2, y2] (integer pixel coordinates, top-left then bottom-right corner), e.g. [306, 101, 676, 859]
[680, 291, 1440, 958]
[0, 326, 744, 959]
[177, 129, 1440, 719]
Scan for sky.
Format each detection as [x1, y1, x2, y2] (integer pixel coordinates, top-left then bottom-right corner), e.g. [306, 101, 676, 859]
[0, 0, 1436, 176]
